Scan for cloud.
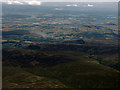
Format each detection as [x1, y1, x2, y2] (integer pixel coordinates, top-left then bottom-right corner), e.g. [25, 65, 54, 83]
[66, 4, 78, 7]
[2, 0, 42, 5]
[54, 8, 63, 10]
[7, 1, 23, 5]
[87, 4, 94, 7]
[24, 1, 41, 5]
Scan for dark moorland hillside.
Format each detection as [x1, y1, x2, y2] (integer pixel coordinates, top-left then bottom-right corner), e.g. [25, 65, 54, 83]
[2, 43, 120, 88]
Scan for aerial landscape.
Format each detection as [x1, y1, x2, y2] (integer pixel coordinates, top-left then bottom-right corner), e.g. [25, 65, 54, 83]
[2, 1, 120, 88]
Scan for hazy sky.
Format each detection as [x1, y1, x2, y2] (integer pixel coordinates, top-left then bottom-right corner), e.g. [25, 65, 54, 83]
[1, 0, 119, 6]
[38, 0, 119, 2]
[1, 0, 120, 2]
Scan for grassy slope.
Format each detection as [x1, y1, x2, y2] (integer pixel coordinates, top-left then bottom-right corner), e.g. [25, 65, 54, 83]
[23, 51, 120, 88]
[3, 49, 120, 88]
[3, 67, 68, 88]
